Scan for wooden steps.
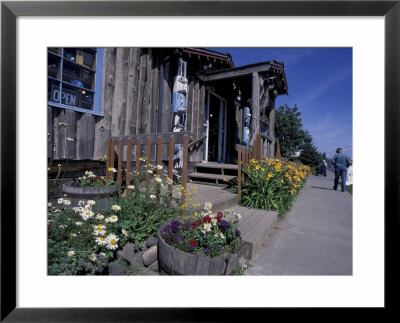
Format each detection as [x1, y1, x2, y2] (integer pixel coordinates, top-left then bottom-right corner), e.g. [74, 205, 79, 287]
[225, 205, 278, 261]
[188, 162, 238, 186]
[172, 183, 238, 213]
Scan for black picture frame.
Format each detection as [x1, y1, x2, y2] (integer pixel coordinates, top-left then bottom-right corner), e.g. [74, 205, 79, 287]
[1, 1, 398, 321]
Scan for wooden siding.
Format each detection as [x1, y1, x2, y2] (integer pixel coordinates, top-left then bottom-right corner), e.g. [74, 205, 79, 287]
[47, 48, 279, 165]
[48, 48, 208, 163]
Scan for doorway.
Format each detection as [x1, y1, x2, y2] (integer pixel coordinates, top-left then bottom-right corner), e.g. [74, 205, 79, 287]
[205, 91, 227, 162]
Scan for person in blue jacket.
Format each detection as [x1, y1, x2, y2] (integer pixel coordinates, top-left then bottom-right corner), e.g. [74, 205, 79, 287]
[320, 160, 327, 177]
[332, 148, 351, 192]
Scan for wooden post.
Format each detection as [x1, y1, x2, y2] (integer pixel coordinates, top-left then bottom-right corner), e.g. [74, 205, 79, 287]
[181, 135, 189, 207]
[110, 138, 115, 181]
[106, 139, 111, 180]
[168, 135, 174, 208]
[117, 139, 123, 196]
[251, 72, 260, 142]
[135, 137, 141, 195]
[156, 136, 162, 203]
[269, 98, 276, 158]
[237, 146, 242, 203]
[146, 136, 151, 191]
[125, 138, 132, 197]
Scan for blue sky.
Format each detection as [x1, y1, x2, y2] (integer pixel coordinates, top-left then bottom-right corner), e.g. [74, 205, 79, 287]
[209, 48, 353, 158]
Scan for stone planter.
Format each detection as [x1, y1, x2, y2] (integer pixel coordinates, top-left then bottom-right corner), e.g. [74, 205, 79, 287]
[62, 184, 118, 211]
[157, 224, 240, 275]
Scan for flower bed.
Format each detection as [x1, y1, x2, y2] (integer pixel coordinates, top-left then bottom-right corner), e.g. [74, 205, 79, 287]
[241, 158, 311, 216]
[48, 164, 187, 275]
[158, 203, 242, 275]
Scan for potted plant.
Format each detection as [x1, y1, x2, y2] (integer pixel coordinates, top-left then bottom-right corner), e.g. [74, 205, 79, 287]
[62, 169, 117, 210]
[158, 202, 242, 275]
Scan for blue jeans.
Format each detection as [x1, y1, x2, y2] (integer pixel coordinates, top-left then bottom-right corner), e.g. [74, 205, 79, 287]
[334, 166, 347, 191]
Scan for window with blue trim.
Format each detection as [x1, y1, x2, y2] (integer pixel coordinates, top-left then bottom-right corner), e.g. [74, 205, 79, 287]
[48, 47, 103, 114]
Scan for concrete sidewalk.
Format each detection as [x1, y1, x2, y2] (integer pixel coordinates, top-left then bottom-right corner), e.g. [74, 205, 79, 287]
[245, 171, 352, 275]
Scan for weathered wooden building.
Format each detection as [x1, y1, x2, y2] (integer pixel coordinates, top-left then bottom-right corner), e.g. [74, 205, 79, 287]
[47, 47, 288, 177]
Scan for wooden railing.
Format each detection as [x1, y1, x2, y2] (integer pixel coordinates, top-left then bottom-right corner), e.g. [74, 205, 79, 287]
[105, 132, 192, 207]
[236, 127, 262, 203]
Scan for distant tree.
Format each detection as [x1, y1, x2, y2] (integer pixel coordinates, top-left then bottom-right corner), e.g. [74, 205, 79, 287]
[299, 141, 322, 167]
[276, 104, 311, 159]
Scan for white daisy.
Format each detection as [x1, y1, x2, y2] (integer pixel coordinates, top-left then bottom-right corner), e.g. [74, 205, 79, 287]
[156, 165, 163, 170]
[111, 205, 121, 211]
[63, 199, 71, 205]
[105, 215, 118, 223]
[96, 214, 104, 220]
[57, 198, 64, 204]
[81, 210, 94, 220]
[68, 251, 75, 257]
[150, 194, 156, 199]
[128, 185, 135, 190]
[78, 200, 85, 206]
[155, 177, 162, 183]
[100, 252, 106, 257]
[87, 200, 96, 206]
[105, 234, 119, 250]
[75, 222, 83, 226]
[84, 204, 92, 210]
[147, 170, 153, 174]
[89, 253, 97, 261]
[95, 236, 107, 245]
[70, 233, 77, 237]
[93, 227, 106, 236]
[122, 229, 128, 237]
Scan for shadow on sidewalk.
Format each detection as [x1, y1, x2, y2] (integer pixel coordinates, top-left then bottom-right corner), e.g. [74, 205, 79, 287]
[311, 186, 335, 191]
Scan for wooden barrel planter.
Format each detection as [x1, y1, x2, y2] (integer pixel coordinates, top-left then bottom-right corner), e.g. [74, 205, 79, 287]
[62, 184, 118, 211]
[158, 225, 240, 275]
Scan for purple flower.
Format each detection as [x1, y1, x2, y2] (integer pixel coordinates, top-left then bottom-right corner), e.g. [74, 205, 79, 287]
[219, 220, 228, 233]
[162, 224, 172, 237]
[170, 220, 181, 233]
[235, 228, 241, 237]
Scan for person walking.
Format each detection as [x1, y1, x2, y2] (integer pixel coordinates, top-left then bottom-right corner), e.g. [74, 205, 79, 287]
[320, 160, 328, 177]
[332, 148, 351, 192]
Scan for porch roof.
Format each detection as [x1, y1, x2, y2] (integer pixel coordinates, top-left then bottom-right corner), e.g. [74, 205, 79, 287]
[198, 60, 289, 96]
